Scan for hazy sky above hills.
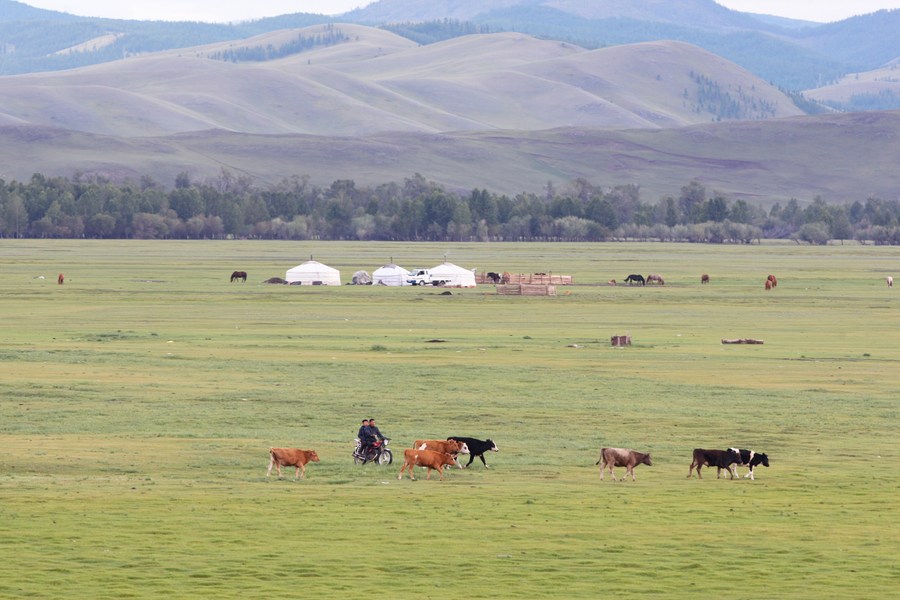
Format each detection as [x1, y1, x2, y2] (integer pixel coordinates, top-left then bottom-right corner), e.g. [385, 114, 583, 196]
[21, 1, 900, 24]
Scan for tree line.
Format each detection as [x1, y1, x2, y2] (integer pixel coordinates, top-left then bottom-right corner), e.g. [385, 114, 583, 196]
[1, 171, 899, 244]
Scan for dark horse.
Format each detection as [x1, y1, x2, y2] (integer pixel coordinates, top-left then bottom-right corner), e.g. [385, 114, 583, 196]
[230, 271, 247, 283]
[624, 274, 645, 286]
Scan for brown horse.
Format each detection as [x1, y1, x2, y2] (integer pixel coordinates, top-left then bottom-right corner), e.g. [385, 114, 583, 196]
[230, 271, 247, 283]
[58, 273, 64, 285]
[701, 274, 710, 284]
[765, 279, 772, 290]
[767, 274, 777, 288]
[646, 274, 665, 285]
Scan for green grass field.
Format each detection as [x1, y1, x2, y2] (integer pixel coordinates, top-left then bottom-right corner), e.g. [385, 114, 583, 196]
[1, 240, 897, 599]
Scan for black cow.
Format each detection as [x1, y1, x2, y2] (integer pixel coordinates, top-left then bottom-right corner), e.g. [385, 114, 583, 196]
[624, 274, 645, 286]
[447, 437, 499, 469]
[486, 272, 502, 284]
[688, 448, 741, 479]
[728, 448, 770, 480]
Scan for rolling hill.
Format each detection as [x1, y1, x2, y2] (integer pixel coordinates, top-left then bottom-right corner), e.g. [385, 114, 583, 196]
[804, 60, 900, 111]
[0, 24, 802, 137]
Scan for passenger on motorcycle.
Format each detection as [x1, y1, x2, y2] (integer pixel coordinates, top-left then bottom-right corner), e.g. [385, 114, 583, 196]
[354, 419, 370, 458]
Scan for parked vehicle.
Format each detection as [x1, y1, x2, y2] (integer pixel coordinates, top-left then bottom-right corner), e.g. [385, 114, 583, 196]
[406, 268, 448, 286]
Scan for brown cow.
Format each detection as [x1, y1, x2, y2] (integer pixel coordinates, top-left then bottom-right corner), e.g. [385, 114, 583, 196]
[701, 274, 710, 284]
[414, 439, 469, 467]
[767, 274, 777, 287]
[595, 447, 652, 481]
[58, 273, 64, 285]
[398, 448, 457, 481]
[267, 447, 320, 479]
[765, 279, 772, 290]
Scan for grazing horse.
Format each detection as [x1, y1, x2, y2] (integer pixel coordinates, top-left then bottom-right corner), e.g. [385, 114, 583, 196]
[230, 271, 247, 283]
[767, 274, 777, 288]
[646, 274, 665, 285]
[624, 274, 645, 286]
[701, 274, 710, 284]
[487, 272, 502, 284]
[57, 273, 64, 285]
[888, 276, 893, 288]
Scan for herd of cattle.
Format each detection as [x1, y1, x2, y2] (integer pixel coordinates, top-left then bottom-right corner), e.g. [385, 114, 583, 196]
[231, 269, 894, 288]
[267, 440, 769, 482]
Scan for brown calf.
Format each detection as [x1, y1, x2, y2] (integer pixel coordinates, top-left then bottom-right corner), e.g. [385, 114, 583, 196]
[267, 447, 320, 479]
[398, 448, 456, 481]
[414, 439, 469, 467]
[596, 447, 652, 481]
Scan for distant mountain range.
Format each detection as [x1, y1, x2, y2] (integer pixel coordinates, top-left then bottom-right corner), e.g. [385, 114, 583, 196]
[0, 1, 898, 203]
[1, 0, 899, 94]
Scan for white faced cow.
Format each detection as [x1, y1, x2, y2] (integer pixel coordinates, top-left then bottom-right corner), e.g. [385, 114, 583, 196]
[728, 448, 770, 480]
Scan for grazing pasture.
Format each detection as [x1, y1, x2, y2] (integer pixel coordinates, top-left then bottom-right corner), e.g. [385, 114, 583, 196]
[0, 240, 897, 599]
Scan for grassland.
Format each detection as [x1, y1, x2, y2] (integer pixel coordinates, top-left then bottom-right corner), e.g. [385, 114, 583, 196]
[0, 240, 897, 599]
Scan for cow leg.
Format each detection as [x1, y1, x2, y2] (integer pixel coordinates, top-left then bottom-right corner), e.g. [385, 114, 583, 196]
[627, 466, 635, 481]
[747, 467, 755, 480]
[438, 466, 444, 481]
[599, 461, 605, 480]
[610, 466, 618, 482]
[464, 454, 475, 468]
[267, 456, 275, 477]
[426, 467, 432, 480]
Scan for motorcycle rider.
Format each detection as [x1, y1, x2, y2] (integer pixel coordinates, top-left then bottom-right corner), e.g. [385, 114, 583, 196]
[360, 418, 386, 459]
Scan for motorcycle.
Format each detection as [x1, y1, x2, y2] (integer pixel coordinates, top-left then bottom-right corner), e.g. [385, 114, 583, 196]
[353, 438, 392, 465]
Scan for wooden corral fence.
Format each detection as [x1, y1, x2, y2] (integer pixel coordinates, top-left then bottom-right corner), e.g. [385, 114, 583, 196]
[497, 284, 557, 296]
[476, 272, 573, 285]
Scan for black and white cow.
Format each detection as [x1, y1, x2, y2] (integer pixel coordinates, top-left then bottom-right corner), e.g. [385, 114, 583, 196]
[728, 448, 770, 480]
[688, 448, 742, 479]
[447, 437, 499, 469]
